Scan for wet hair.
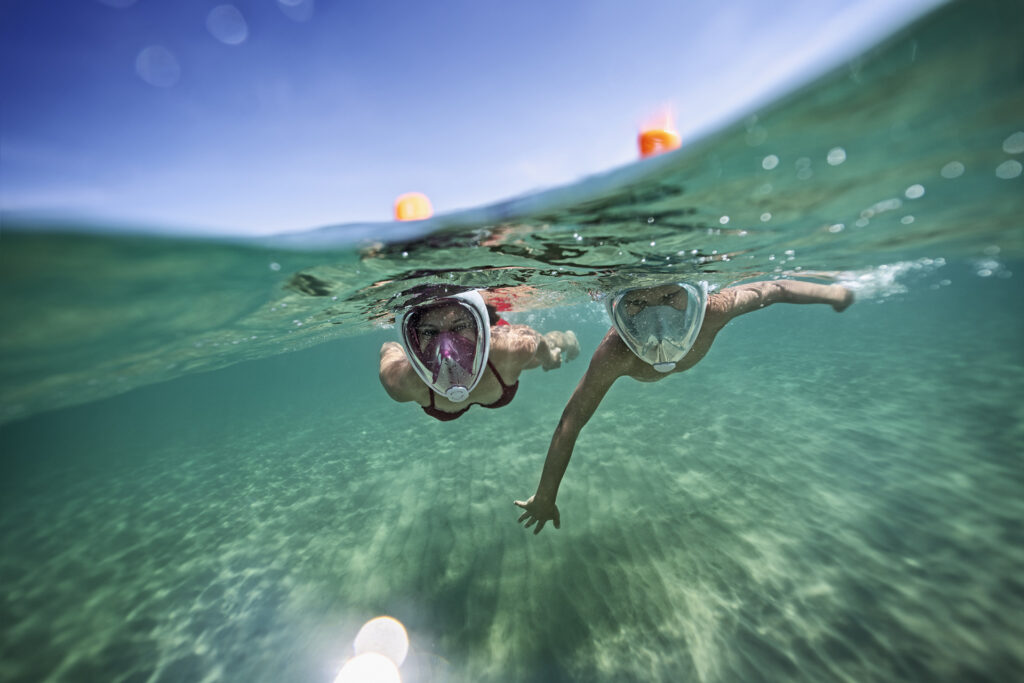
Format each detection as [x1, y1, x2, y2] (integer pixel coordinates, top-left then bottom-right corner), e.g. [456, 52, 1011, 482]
[400, 284, 473, 309]
[406, 300, 478, 334]
[405, 301, 447, 333]
[485, 303, 502, 326]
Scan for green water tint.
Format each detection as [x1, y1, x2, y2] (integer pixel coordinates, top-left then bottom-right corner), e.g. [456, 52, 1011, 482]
[2, 269, 1021, 682]
[1, 1, 1023, 681]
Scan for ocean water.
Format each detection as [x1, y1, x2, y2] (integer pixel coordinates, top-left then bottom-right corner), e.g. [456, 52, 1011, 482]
[2, 1, 1023, 682]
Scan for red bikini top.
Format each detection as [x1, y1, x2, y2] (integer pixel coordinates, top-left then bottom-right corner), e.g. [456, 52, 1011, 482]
[421, 360, 519, 422]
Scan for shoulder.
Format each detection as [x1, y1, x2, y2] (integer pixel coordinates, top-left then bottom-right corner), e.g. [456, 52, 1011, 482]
[380, 340, 404, 358]
[378, 342, 421, 402]
[587, 328, 639, 380]
[380, 341, 409, 370]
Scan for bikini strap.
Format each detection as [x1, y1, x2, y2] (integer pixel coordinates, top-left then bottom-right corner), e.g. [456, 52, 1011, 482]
[486, 359, 511, 389]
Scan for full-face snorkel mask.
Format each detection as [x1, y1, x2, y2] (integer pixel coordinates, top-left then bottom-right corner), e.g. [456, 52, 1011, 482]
[606, 282, 708, 373]
[399, 290, 491, 402]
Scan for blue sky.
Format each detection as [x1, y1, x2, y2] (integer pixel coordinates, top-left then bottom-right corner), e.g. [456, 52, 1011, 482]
[0, 0, 941, 235]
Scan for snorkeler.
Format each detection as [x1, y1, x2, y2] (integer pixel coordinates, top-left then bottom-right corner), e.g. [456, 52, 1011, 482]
[515, 279, 855, 533]
[379, 289, 580, 421]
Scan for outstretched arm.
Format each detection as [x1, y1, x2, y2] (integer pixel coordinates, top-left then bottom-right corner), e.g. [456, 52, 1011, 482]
[522, 330, 581, 371]
[717, 280, 853, 321]
[515, 331, 629, 534]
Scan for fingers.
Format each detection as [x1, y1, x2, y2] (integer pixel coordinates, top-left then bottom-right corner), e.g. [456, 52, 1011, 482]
[514, 499, 560, 534]
[564, 331, 580, 360]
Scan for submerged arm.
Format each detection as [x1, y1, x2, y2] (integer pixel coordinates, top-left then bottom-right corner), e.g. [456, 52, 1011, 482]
[515, 332, 628, 533]
[522, 330, 581, 371]
[496, 325, 570, 373]
[719, 280, 853, 320]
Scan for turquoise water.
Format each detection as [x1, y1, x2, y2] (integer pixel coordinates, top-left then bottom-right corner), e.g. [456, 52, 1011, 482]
[2, 1, 1023, 681]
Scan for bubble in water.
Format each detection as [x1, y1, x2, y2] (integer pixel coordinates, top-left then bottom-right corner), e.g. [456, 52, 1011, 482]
[901, 215, 915, 224]
[826, 147, 847, 166]
[719, 216, 730, 225]
[746, 125, 767, 146]
[278, 0, 314, 22]
[904, 184, 925, 199]
[207, 5, 249, 45]
[761, 155, 779, 170]
[269, 262, 281, 271]
[1002, 131, 1024, 154]
[760, 212, 772, 222]
[995, 160, 1022, 179]
[973, 258, 1003, 278]
[940, 161, 965, 179]
[135, 46, 180, 87]
[828, 223, 844, 233]
[861, 198, 902, 218]
[837, 258, 945, 301]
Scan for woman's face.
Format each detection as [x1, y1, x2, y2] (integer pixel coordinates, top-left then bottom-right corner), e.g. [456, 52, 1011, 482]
[620, 285, 688, 317]
[415, 305, 477, 351]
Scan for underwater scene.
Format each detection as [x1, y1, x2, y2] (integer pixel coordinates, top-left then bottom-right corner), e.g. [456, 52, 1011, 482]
[1, 1, 1023, 681]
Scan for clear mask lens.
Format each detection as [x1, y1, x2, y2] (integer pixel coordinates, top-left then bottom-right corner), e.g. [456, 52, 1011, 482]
[609, 282, 707, 369]
[399, 291, 491, 402]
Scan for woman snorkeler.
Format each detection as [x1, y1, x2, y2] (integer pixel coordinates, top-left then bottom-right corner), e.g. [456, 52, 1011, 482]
[379, 288, 579, 421]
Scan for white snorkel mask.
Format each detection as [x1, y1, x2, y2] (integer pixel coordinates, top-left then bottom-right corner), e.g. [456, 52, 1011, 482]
[607, 282, 708, 373]
[399, 290, 491, 402]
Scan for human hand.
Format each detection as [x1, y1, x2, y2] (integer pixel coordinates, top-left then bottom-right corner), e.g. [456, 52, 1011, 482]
[514, 494, 561, 534]
[541, 331, 579, 369]
[548, 330, 580, 362]
[832, 286, 855, 312]
[563, 331, 580, 361]
[543, 347, 563, 371]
